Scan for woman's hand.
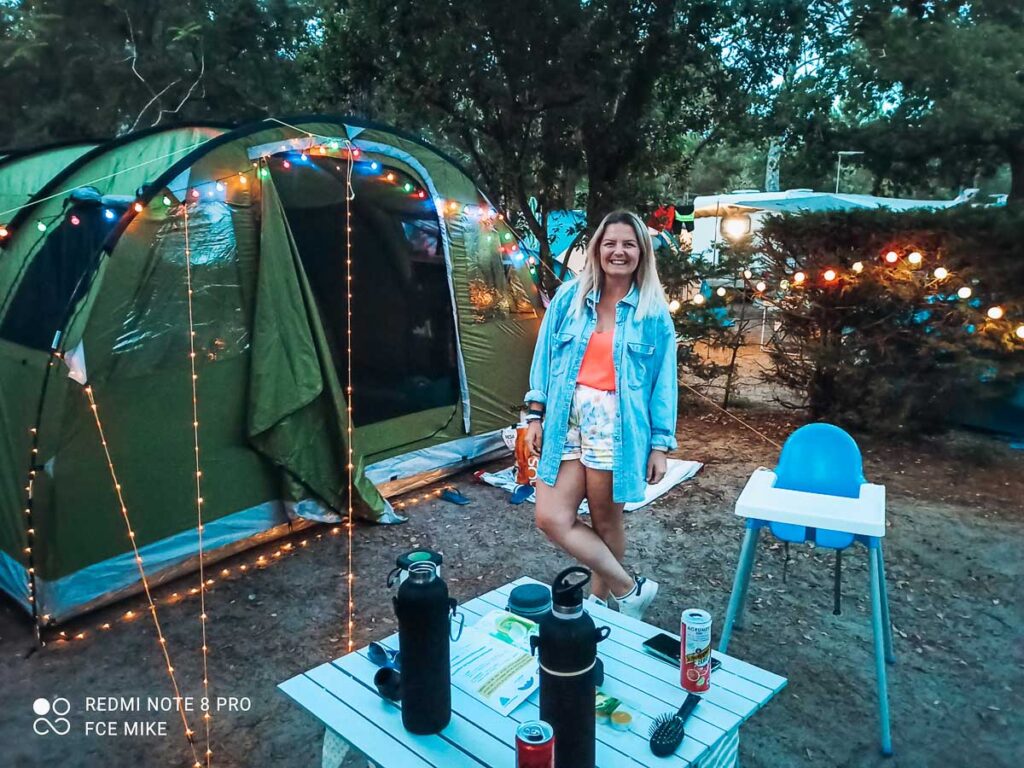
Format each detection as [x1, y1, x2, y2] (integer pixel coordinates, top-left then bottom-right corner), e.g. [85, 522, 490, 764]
[646, 449, 667, 484]
[526, 420, 543, 457]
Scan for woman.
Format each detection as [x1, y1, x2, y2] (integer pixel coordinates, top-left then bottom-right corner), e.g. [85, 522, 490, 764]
[524, 210, 678, 619]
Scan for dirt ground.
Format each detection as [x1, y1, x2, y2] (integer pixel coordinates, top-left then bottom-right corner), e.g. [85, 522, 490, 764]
[2, 404, 1022, 768]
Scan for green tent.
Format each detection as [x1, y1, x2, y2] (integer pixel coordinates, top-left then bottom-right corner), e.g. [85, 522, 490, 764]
[0, 117, 542, 624]
[0, 140, 103, 221]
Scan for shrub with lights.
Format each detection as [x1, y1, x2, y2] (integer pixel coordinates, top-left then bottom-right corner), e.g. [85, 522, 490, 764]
[752, 208, 1024, 435]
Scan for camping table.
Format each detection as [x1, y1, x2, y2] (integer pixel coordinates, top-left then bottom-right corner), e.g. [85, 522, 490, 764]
[280, 577, 787, 767]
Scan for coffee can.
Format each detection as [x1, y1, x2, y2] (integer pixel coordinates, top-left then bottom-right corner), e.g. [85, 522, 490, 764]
[516, 720, 554, 768]
[680, 608, 713, 693]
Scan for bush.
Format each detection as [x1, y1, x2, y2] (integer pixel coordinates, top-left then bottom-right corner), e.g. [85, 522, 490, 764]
[756, 207, 1024, 435]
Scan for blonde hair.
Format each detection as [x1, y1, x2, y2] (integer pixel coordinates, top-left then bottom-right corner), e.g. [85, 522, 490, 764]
[571, 210, 668, 320]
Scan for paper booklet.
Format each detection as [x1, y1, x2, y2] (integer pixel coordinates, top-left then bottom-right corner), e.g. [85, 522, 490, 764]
[450, 609, 540, 715]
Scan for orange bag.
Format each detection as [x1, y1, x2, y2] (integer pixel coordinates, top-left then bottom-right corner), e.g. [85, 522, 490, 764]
[514, 423, 538, 486]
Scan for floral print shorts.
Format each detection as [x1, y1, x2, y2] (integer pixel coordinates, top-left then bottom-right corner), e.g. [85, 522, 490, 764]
[561, 383, 616, 471]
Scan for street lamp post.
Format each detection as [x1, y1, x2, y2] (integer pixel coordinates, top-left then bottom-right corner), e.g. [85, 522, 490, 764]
[835, 150, 865, 193]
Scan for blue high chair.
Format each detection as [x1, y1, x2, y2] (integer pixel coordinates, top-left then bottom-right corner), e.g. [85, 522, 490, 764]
[719, 423, 896, 755]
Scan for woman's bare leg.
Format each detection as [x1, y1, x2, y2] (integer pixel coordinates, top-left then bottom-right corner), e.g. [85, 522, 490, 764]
[535, 460, 633, 596]
[584, 467, 628, 600]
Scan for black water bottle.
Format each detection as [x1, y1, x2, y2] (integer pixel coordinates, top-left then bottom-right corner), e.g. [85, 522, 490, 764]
[531, 567, 611, 768]
[393, 561, 454, 734]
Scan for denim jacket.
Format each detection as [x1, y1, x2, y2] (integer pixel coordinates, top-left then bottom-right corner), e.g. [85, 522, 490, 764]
[525, 279, 679, 503]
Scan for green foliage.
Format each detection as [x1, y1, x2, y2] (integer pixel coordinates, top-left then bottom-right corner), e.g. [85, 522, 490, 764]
[305, 0, 785, 279]
[839, 0, 1024, 200]
[658, 234, 755, 404]
[0, 0, 313, 145]
[758, 207, 1024, 434]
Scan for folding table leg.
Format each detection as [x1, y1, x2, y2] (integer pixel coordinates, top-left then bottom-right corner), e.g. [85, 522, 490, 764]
[719, 525, 760, 653]
[869, 547, 894, 756]
[877, 540, 895, 664]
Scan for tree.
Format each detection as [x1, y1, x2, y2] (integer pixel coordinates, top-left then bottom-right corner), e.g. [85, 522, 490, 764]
[307, 0, 781, 283]
[841, 0, 1024, 202]
[0, 0, 313, 145]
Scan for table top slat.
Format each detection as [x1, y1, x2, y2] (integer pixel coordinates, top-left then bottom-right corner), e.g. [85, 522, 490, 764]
[278, 674, 435, 768]
[304, 662, 493, 767]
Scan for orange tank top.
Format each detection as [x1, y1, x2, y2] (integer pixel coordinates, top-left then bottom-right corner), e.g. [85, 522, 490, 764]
[576, 329, 616, 391]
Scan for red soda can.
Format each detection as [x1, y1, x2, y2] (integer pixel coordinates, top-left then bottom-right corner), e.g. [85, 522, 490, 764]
[516, 720, 554, 768]
[680, 608, 713, 693]
[514, 423, 538, 486]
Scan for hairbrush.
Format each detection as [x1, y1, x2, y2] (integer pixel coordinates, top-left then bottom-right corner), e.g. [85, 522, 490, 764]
[648, 692, 701, 757]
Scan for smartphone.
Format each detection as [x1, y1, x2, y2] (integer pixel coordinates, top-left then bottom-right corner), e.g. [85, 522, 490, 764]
[642, 633, 721, 673]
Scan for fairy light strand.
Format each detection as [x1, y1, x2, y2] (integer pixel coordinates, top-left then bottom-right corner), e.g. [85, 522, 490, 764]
[180, 199, 214, 768]
[83, 386, 201, 767]
[344, 143, 356, 653]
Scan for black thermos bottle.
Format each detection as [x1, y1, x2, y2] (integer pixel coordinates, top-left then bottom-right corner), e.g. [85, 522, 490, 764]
[531, 567, 611, 768]
[393, 561, 454, 734]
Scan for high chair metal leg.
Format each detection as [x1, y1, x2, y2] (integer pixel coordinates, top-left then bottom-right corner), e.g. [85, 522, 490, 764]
[720, 525, 760, 653]
[869, 546, 894, 756]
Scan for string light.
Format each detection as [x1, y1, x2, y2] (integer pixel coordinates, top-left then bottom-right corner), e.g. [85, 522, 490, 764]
[793, 271, 806, 285]
[823, 269, 837, 282]
[1016, 325, 1024, 340]
[716, 287, 727, 297]
[692, 293, 706, 306]
[957, 286, 973, 299]
[70, 214, 81, 226]
[987, 306, 1004, 320]
[104, 209, 116, 221]
[36, 221, 47, 232]
[163, 196, 173, 207]
[344, 142, 356, 654]
[668, 299, 681, 313]
[180, 190, 214, 768]
[743, 269, 753, 279]
[82, 386, 201, 767]
[755, 281, 767, 293]
[884, 251, 899, 263]
[0, 225, 8, 238]
[133, 202, 145, 214]
[933, 267, 949, 280]
[852, 261, 864, 273]
[908, 251, 922, 265]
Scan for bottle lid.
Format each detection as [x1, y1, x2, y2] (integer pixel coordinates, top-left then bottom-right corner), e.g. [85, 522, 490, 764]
[551, 566, 590, 612]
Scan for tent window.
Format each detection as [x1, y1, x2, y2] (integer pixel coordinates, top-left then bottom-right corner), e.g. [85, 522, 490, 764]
[271, 157, 459, 427]
[0, 205, 118, 349]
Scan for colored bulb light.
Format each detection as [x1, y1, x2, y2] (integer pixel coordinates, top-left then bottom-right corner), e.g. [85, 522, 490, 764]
[133, 202, 144, 213]
[385, 172, 396, 182]
[70, 215, 81, 226]
[37, 221, 47, 232]
[0, 225, 8, 238]
[793, 272, 805, 284]
[823, 269, 837, 282]
[755, 281, 767, 292]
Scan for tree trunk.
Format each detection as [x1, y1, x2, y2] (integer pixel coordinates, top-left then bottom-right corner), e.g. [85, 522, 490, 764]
[765, 137, 784, 192]
[1009, 140, 1024, 204]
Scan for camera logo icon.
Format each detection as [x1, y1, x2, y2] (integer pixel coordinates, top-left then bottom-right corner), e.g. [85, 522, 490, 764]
[33, 697, 71, 736]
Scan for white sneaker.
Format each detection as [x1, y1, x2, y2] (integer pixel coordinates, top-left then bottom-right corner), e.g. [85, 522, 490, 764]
[615, 576, 659, 620]
[586, 594, 609, 609]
